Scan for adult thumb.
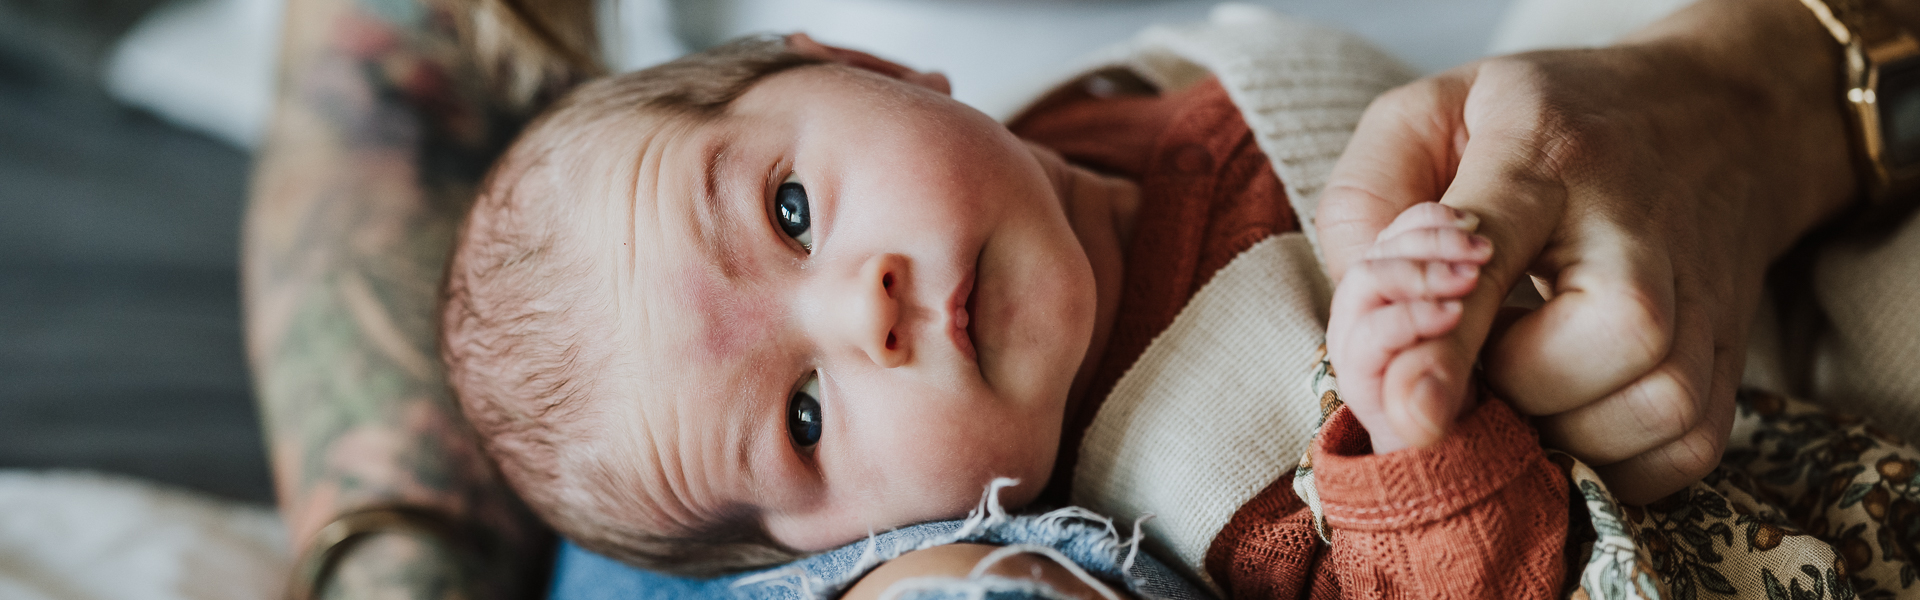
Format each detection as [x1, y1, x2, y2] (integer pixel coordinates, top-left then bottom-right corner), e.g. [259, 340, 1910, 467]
[1317, 75, 1471, 284]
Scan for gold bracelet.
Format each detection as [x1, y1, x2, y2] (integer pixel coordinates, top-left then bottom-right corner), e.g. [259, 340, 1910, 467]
[286, 506, 484, 600]
[1797, 0, 1920, 204]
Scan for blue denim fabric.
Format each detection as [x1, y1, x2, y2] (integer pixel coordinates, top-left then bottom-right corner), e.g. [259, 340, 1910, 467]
[549, 484, 1213, 600]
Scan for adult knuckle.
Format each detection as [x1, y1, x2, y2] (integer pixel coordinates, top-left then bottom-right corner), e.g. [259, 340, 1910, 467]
[1667, 429, 1726, 481]
[1625, 369, 1701, 444]
[1594, 285, 1673, 370]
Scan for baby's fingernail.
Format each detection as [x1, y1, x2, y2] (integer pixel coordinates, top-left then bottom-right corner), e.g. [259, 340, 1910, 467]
[1440, 300, 1463, 313]
[1450, 263, 1477, 278]
[1448, 207, 1480, 232]
[1469, 234, 1491, 250]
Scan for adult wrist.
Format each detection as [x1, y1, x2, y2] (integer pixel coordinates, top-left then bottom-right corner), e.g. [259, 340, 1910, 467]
[290, 507, 485, 600]
[1628, 0, 1862, 257]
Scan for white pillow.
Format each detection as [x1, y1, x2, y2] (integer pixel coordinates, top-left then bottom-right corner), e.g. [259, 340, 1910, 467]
[0, 470, 287, 600]
[103, 0, 281, 149]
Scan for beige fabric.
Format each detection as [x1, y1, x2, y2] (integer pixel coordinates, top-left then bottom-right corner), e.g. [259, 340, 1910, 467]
[1073, 234, 1332, 594]
[0, 470, 288, 600]
[1813, 220, 1920, 441]
[1012, 4, 1417, 255]
[1057, 6, 1417, 594]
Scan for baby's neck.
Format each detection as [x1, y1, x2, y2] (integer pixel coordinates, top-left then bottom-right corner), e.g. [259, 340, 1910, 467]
[1040, 153, 1140, 415]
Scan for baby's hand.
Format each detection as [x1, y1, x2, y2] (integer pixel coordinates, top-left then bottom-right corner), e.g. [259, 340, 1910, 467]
[1326, 203, 1492, 453]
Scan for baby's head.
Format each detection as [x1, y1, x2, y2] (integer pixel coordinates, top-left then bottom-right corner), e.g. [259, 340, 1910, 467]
[441, 35, 1101, 575]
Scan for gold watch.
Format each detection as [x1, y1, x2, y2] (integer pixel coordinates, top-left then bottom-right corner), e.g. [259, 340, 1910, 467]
[1801, 0, 1920, 203]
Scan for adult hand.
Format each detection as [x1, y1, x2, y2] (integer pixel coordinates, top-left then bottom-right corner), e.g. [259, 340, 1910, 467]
[1315, 0, 1865, 503]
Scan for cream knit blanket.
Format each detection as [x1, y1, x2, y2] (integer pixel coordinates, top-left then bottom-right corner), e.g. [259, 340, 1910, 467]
[1018, 5, 1416, 594]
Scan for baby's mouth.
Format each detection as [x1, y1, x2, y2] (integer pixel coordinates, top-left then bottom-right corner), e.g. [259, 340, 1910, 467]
[950, 266, 979, 364]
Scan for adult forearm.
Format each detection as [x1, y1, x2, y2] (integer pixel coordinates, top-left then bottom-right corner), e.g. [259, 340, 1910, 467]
[242, 0, 595, 597]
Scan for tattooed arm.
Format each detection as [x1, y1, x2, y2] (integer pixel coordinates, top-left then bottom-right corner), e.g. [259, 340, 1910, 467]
[242, 0, 596, 597]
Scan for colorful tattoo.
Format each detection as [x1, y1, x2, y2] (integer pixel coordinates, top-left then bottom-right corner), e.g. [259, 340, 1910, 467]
[243, 0, 595, 597]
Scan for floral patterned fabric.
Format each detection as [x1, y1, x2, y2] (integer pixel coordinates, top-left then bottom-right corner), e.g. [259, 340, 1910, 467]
[1298, 349, 1920, 599]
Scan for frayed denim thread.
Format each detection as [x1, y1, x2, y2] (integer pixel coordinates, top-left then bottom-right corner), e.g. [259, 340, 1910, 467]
[735, 479, 1146, 599]
[547, 479, 1212, 600]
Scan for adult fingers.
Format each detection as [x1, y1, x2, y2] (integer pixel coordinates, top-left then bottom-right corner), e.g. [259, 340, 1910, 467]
[1590, 335, 1742, 504]
[1532, 291, 1712, 464]
[1317, 74, 1472, 283]
[1480, 183, 1675, 415]
[1545, 270, 1745, 502]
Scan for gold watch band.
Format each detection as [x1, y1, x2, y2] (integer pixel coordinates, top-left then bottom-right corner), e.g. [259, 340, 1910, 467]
[1801, 0, 1911, 49]
[1799, 0, 1920, 201]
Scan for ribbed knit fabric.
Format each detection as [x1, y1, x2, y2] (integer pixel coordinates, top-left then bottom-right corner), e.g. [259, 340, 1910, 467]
[1012, 76, 1299, 513]
[1037, 4, 1416, 252]
[1205, 400, 1569, 600]
[1813, 219, 1920, 441]
[1074, 233, 1331, 595]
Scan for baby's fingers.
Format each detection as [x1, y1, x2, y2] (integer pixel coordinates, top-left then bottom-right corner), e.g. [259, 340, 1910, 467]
[1342, 299, 1466, 368]
[1331, 298, 1467, 453]
[1348, 258, 1481, 303]
[1364, 226, 1493, 264]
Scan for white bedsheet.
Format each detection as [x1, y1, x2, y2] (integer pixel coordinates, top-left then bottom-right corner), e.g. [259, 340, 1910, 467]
[0, 471, 287, 600]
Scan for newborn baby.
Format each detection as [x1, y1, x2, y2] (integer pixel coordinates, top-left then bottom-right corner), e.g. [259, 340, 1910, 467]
[441, 32, 1562, 596]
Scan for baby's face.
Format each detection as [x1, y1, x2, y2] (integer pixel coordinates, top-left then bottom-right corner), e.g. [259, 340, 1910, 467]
[585, 64, 1098, 551]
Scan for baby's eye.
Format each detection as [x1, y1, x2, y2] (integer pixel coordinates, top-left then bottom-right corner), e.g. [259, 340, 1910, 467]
[787, 372, 823, 449]
[775, 174, 813, 252]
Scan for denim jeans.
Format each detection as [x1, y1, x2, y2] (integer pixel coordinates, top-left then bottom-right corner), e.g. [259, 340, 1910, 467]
[549, 481, 1212, 600]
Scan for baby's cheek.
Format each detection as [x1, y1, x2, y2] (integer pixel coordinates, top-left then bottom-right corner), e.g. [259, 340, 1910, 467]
[670, 265, 777, 365]
[878, 402, 1051, 515]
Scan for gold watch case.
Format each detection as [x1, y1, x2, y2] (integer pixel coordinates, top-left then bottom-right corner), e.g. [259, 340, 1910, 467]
[1802, 0, 1920, 201]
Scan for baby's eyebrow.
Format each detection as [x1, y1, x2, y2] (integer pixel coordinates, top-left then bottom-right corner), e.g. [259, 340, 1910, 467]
[692, 134, 745, 280]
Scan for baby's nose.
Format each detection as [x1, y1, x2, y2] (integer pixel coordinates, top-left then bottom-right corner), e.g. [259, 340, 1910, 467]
[835, 254, 910, 368]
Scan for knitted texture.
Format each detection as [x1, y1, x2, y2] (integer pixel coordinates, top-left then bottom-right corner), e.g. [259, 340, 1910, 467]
[1072, 233, 1332, 596]
[1320, 401, 1565, 599]
[1199, 472, 1321, 599]
[1117, 4, 1416, 253]
[1016, 4, 1415, 256]
[1020, 77, 1299, 510]
[1199, 400, 1568, 600]
[1814, 217, 1920, 440]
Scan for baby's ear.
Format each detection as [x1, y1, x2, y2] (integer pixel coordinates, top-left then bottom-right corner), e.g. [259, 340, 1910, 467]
[785, 33, 952, 96]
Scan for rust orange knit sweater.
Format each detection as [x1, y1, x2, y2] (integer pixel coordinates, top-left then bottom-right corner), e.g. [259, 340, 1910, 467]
[1011, 76, 1569, 599]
